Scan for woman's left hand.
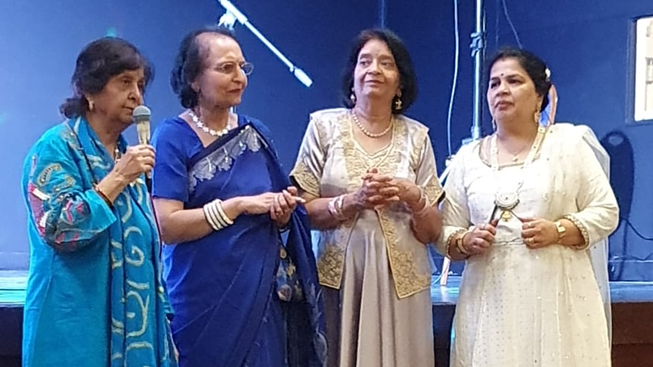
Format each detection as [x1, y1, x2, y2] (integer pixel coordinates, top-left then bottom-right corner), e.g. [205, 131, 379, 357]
[521, 217, 559, 249]
[270, 186, 304, 227]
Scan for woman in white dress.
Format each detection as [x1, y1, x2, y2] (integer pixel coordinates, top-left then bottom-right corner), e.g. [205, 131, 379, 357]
[438, 47, 618, 367]
[291, 29, 444, 367]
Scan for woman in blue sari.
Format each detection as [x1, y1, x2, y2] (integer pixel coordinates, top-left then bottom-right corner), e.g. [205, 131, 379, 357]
[21, 38, 177, 367]
[151, 27, 326, 367]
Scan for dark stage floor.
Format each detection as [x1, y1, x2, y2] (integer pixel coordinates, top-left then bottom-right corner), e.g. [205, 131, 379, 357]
[2, 271, 653, 367]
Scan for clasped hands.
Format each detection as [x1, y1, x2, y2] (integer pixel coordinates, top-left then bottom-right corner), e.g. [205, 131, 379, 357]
[458, 217, 561, 256]
[353, 168, 423, 211]
[269, 186, 305, 226]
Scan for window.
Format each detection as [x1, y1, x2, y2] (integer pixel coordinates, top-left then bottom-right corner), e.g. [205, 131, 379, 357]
[634, 16, 653, 122]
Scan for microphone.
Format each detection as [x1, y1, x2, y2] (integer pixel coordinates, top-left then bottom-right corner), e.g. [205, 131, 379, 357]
[133, 105, 151, 145]
[132, 105, 152, 187]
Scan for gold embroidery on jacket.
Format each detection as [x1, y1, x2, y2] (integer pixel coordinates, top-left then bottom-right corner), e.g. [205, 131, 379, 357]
[315, 111, 431, 298]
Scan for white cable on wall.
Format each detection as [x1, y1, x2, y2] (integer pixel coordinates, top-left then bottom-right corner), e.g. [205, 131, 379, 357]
[446, 0, 462, 157]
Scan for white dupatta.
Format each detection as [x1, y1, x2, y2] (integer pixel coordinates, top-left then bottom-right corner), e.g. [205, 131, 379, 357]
[576, 124, 613, 340]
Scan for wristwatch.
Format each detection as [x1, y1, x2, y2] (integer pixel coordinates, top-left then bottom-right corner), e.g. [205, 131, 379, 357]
[554, 221, 566, 241]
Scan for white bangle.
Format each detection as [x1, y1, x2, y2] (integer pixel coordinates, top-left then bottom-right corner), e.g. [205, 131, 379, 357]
[411, 187, 430, 214]
[203, 200, 234, 231]
[203, 202, 223, 231]
[328, 195, 347, 220]
[215, 200, 234, 225]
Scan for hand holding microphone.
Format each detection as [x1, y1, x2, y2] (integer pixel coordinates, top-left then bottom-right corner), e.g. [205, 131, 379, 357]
[95, 105, 155, 203]
[111, 105, 155, 185]
[113, 145, 155, 183]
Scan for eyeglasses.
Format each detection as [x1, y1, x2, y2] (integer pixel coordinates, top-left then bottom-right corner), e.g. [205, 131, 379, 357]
[215, 62, 254, 76]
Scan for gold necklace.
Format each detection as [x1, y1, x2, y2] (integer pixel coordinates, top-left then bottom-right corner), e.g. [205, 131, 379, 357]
[351, 110, 393, 138]
[496, 136, 535, 162]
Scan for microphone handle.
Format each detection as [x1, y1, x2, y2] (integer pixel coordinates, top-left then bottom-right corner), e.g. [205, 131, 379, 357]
[145, 175, 152, 192]
[137, 128, 152, 190]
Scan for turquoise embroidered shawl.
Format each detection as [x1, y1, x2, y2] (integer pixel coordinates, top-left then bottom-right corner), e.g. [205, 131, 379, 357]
[21, 117, 177, 367]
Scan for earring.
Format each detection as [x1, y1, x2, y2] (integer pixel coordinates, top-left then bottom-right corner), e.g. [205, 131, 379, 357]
[534, 111, 541, 125]
[350, 93, 356, 105]
[491, 118, 497, 131]
[394, 97, 403, 111]
[88, 100, 95, 112]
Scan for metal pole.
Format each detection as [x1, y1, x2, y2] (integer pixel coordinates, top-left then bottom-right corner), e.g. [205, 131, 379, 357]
[470, 0, 486, 140]
[441, 0, 486, 286]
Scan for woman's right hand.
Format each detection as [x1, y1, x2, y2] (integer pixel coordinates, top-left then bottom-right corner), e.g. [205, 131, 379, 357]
[112, 144, 155, 183]
[460, 220, 498, 255]
[238, 193, 279, 215]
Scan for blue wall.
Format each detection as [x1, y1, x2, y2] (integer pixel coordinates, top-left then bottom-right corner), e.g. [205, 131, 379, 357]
[388, 0, 653, 280]
[0, 0, 378, 269]
[2, 0, 651, 280]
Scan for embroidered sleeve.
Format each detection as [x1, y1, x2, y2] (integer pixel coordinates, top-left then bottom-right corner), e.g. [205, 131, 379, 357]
[24, 135, 116, 252]
[436, 146, 473, 256]
[563, 133, 619, 247]
[409, 133, 446, 244]
[290, 115, 327, 197]
[414, 134, 445, 205]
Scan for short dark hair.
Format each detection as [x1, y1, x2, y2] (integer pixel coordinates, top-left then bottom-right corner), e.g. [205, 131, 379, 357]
[60, 37, 153, 118]
[170, 26, 238, 109]
[341, 28, 418, 114]
[487, 47, 551, 112]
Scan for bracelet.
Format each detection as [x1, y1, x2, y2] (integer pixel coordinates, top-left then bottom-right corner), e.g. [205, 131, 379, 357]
[455, 231, 472, 256]
[93, 185, 113, 209]
[203, 203, 222, 231]
[203, 200, 234, 231]
[411, 187, 431, 215]
[214, 200, 234, 225]
[445, 228, 466, 258]
[328, 194, 347, 220]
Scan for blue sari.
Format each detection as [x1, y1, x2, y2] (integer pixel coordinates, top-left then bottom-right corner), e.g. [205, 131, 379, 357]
[152, 116, 326, 367]
[21, 117, 177, 367]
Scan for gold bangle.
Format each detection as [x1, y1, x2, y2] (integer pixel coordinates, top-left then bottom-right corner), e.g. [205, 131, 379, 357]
[445, 229, 467, 258]
[93, 184, 113, 209]
[455, 231, 471, 256]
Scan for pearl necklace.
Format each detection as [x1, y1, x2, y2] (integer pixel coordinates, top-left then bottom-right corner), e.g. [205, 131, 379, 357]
[189, 110, 229, 137]
[351, 110, 393, 138]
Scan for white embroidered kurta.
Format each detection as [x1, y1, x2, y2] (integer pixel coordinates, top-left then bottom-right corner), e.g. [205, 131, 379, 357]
[291, 108, 443, 367]
[438, 123, 619, 367]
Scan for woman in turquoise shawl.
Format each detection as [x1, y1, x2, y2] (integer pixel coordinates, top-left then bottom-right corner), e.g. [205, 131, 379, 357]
[151, 27, 326, 367]
[21, 37, 177, 367]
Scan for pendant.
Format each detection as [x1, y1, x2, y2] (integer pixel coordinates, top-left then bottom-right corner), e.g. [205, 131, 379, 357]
[494, 191, 520, 222]
[495, 192, 519, 209]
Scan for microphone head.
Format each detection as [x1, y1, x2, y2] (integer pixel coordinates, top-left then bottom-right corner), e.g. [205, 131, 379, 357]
[132, 105, 151, 123]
